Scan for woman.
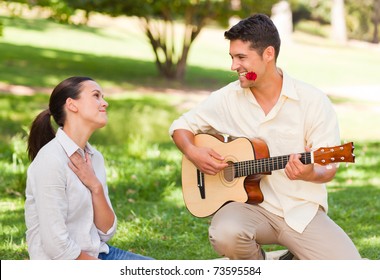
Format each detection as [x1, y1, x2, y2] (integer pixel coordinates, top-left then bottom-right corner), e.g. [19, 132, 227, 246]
[25, 76, 152, 260]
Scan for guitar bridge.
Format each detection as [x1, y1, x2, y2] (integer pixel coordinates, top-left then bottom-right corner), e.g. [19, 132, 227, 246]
[197, 169, 206, 199]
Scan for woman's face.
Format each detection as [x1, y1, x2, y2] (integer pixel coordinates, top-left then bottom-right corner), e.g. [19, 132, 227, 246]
[73, 80, 109, 130]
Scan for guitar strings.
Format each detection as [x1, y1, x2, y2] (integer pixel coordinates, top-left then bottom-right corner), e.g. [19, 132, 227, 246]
[230, 153, 311, 178]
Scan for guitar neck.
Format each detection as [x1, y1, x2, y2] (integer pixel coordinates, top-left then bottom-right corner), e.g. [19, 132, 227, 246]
[234, 152, 312, 177]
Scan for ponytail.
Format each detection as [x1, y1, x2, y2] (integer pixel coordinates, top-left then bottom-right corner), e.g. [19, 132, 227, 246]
[27, 109, 55, 161]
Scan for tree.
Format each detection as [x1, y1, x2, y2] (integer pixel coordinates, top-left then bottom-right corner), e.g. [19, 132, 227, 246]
[4, 0, 278, 80]
[346, 0, 380, 43]
[373, 0, 380, 43]
[62, 0, 277, 81]
[331, 0, 347, 44]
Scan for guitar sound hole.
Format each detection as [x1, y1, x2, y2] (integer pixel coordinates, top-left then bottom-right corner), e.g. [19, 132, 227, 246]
[223, 162, 235, 182]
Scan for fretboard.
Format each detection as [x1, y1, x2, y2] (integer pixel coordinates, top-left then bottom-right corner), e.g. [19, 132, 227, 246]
[234, 152, 312, 178]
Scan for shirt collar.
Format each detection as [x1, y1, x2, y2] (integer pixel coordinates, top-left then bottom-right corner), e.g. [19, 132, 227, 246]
[278, 68, 299, 101]
[56, 127, 94, 158]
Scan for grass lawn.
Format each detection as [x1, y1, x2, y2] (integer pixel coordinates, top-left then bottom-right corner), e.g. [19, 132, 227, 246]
[0, 11, 379, 260]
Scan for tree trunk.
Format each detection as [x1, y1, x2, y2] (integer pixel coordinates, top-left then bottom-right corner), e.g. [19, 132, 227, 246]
[331, 0, 347, 44]
[373, 0, 380, 43]
[141, 18, 177, 79]
[140, 8, 205, 81]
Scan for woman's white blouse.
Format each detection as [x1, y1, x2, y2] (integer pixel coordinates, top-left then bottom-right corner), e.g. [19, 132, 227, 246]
[25, 128, 117, 259]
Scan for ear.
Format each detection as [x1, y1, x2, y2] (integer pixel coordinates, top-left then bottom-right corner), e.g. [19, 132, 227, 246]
[66, 98, 78, 113]
[263, 46, 276, 62]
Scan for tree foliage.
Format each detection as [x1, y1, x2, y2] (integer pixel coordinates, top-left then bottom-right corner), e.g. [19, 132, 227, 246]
[346, 0, 380, 43]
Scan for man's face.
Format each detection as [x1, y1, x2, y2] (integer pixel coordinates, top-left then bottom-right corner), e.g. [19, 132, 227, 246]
[229, 39, 264, 88]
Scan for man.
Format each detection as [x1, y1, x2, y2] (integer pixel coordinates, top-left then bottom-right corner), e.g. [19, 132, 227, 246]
[169, 14, 361, 260]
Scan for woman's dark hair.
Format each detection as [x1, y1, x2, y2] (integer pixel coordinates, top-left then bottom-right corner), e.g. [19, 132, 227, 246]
[27, 76, 94, 161]
[224, 13, 281, 61]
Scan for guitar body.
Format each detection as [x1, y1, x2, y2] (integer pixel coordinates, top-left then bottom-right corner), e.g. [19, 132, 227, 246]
[181, 134, 269, 218]
[181, 134, 355, 218]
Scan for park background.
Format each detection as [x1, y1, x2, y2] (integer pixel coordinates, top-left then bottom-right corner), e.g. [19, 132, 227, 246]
[0, 0, 379, 260]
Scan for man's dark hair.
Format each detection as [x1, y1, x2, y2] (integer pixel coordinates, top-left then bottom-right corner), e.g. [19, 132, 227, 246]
[224, 14, 281, 61]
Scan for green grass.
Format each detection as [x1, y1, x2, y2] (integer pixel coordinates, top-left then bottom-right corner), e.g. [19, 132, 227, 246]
[2, 92, 378, 260]
[0, 13, 379, 260]
[0, 92, 219, 260]
[0, 15, 234, 91]
[2, 14, 380, 91]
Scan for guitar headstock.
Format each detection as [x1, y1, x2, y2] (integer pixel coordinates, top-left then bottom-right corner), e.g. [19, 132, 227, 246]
[313, 142, 355, 165]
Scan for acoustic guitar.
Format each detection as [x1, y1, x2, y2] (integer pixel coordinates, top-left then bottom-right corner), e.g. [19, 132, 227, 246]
[181, 134, 355, 218]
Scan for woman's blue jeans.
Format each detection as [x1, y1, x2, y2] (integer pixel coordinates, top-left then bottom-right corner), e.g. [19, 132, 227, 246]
[98, 245, 153, 260]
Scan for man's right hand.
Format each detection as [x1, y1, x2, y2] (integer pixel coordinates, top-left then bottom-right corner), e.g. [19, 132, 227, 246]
[172, 129, 228, 175]
[185, 145, 228, 175]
